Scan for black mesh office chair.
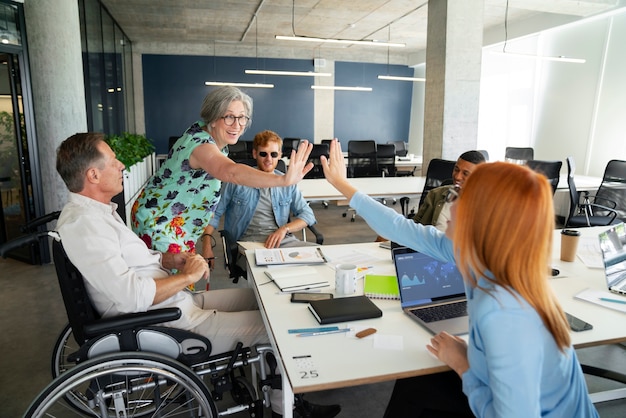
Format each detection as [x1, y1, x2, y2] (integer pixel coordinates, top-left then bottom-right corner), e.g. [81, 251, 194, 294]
[376, 144, 397, 178]
[387, 140, 408, 157]
[304, 143, 330, 179]
[418, 158, 456, 208]
[347, 140, 378, 178]
[228, 141, 250, 162]
[527, 160, 562, 195]
[565, 157, 618, 228]
[581, 160, 626, 222]
[505, 147, 534, 164]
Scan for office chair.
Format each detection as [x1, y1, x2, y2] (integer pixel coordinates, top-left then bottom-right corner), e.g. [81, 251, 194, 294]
[581, 160, 626, 222]
[477, 150, 490, 161]
[564, 157, 618, 228]
[418, 158, 456, 208]
[376, 144, 397, 178]
[282, 138, 302, 157]
[228, 141, 250, 162]
[347, 140, 378, 178]
[387, 140, 408, 157]
[505, 147, 534, 164]
[527, 159, 562, 195]
[304, 143, 329, 179]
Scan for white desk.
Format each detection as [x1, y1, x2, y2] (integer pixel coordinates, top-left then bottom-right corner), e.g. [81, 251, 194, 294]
[298, 176, 425, 202]
[245, 226, 626, 416]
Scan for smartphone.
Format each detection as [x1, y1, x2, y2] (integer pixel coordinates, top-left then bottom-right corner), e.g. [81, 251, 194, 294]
[290, 292, 333, 303]
[565, 312, 593, 332]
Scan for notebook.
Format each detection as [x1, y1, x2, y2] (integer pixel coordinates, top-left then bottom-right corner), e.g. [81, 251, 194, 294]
[364, 274, 400, 300]
[598, 223, 626, 296]
[308, 295, 383, 324]
[392, 246, 468, 335]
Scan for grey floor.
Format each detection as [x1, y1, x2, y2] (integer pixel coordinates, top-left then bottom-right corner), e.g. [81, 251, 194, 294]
[1, 201, 626, 417]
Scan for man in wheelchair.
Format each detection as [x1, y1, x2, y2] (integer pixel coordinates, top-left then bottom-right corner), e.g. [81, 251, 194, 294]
[53, 133, 340, 418]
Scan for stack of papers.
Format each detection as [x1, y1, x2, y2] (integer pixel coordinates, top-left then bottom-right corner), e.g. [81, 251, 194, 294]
[575, 288, 626, 313]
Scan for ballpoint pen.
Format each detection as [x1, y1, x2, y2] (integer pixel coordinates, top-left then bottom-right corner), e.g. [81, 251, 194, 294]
[599, 297, 626, 305]
[297, 328, 351, 337]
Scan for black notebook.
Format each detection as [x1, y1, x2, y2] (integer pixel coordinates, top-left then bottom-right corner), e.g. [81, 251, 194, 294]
[308, 295, 383, 325]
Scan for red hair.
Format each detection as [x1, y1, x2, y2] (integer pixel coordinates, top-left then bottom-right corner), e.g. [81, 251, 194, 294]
[453, 162, 570, 349]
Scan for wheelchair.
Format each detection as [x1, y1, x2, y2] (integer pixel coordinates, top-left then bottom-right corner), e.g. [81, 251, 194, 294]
[1, 230, 278, 417]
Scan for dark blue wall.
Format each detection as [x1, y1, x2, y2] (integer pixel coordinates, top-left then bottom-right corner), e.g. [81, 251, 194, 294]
[334, 62, 413, 147]
[142, 55, 413, 154]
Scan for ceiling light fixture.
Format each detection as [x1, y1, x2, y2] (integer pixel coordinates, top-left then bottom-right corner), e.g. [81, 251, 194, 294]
[276, 35, 404, 48]
[499, 0, 585, 64]
[205, 81, 274, 89]
[245, 69, 331, 77]
[311, 85, 372, 92]
[378, 25, 426, 82]
[378, 75, 426, 82]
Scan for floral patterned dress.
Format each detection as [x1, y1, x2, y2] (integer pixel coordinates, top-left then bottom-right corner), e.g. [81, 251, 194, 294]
[131, 120, 226, 254]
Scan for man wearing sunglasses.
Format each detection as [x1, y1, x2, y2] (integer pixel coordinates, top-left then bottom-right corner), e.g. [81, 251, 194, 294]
[412, 150, 486, 232]
[204, 130, 318, 258]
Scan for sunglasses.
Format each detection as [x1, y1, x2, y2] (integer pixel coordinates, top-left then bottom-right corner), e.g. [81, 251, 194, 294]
[445, 186, 460, 203]
[259, 151, 279, 158]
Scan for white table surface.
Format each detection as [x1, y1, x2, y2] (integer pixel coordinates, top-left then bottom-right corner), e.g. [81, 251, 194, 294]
[245, 226, 626, 415]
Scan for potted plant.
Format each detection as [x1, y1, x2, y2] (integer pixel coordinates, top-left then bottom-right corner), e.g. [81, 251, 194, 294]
[105, 132, 155, 225]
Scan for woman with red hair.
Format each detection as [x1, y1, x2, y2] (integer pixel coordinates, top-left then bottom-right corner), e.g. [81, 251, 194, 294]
[321, 140, 597, 417]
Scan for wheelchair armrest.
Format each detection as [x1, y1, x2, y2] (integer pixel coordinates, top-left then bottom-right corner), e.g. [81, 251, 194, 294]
[20, 211, 61, 233]
[0, 231, 52, 258]
[83, 307, 182, 338]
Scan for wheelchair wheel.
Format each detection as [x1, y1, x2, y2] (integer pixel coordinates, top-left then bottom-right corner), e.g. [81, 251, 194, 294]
[51, 323, 78, 377]
[26, 352, 218, 418]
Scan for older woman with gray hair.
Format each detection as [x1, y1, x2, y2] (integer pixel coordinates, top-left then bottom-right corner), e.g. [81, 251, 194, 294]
[132, 86, 313, 265]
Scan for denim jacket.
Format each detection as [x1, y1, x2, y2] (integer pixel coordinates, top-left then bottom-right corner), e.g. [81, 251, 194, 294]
[209, 169, 316, 241]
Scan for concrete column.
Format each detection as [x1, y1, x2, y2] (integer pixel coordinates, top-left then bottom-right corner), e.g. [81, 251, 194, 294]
[422, 0, 484, 171]
[23, 0, 87, 213]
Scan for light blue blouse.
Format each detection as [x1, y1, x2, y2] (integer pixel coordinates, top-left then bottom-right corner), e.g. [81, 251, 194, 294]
[350, 191, 598, 418]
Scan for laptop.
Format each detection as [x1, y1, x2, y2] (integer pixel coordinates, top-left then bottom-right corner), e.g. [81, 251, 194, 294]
[392, 247, 468, 335]
[598, 223, 626, 296]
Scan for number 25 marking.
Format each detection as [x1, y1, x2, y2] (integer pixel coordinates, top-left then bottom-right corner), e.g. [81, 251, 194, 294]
[299, 370, 319, 379]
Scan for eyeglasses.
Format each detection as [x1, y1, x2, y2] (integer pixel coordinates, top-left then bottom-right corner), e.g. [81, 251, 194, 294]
[221, 115, 250, 127]
[259, 151, 279, 158]
[445, 186, 460, 203]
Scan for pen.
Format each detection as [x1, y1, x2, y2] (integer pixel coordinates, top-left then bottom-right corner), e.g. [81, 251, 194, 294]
[297, 328, 351, 337]
[288, 326, 339, 334]
[599, 297, 626, 305]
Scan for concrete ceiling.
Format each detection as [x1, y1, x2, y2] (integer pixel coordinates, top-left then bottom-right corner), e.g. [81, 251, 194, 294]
[100, 0, 621, 64]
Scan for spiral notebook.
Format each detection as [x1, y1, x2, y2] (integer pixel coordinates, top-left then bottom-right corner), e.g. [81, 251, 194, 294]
[364, 274, 400, 300]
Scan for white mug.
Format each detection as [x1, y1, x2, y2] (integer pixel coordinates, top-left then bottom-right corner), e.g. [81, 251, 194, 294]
[335, 264, 357, 296]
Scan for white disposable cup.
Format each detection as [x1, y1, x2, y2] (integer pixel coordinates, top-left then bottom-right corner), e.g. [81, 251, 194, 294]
[335, 264, 357, 296]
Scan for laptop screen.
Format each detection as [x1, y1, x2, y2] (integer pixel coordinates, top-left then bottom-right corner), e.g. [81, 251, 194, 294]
[598, 223, 626, 287]
[392, 248, 465, 309]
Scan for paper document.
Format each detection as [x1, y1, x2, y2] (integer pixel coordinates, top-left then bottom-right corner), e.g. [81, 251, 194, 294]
[577, 236, 603, 269]
[575, 288, 626, 314]
[255, 247, 327, 266]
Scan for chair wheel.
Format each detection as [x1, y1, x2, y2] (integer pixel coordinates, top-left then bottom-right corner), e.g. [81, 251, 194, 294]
[350, 218, 355, 222]
[342, 213, 347, 217]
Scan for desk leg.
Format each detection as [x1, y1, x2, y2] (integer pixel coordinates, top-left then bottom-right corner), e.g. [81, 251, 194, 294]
[282, 375, 294, 418]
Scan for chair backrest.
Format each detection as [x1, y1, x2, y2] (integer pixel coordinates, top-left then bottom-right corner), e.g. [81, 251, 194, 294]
[419, 158, 456, 207]
[376, 144, 397, 177]
[387, 140, 408, 157]
[52, 239, 100, 345]
[595, 160, 626, 221]
[566, 156, 580, 222]
[505, 147, 534, 164]
[304, 143, 329, 179]
[228, 141, 250, 162]
[527, 159, 562, 195]
[477, 150, 490, 161]
[347, 140, 378, 178]
[283, 138, 302, 156]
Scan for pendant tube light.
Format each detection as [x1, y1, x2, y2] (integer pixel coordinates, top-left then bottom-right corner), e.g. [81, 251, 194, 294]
[275, 35, 404, 48]
[311, 85, 372, 92]
[245, 69, 331, 77]
[205, 81, 274, 88]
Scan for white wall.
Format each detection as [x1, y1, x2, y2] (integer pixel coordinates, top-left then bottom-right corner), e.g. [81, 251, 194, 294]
[478, 10, 626, 176]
